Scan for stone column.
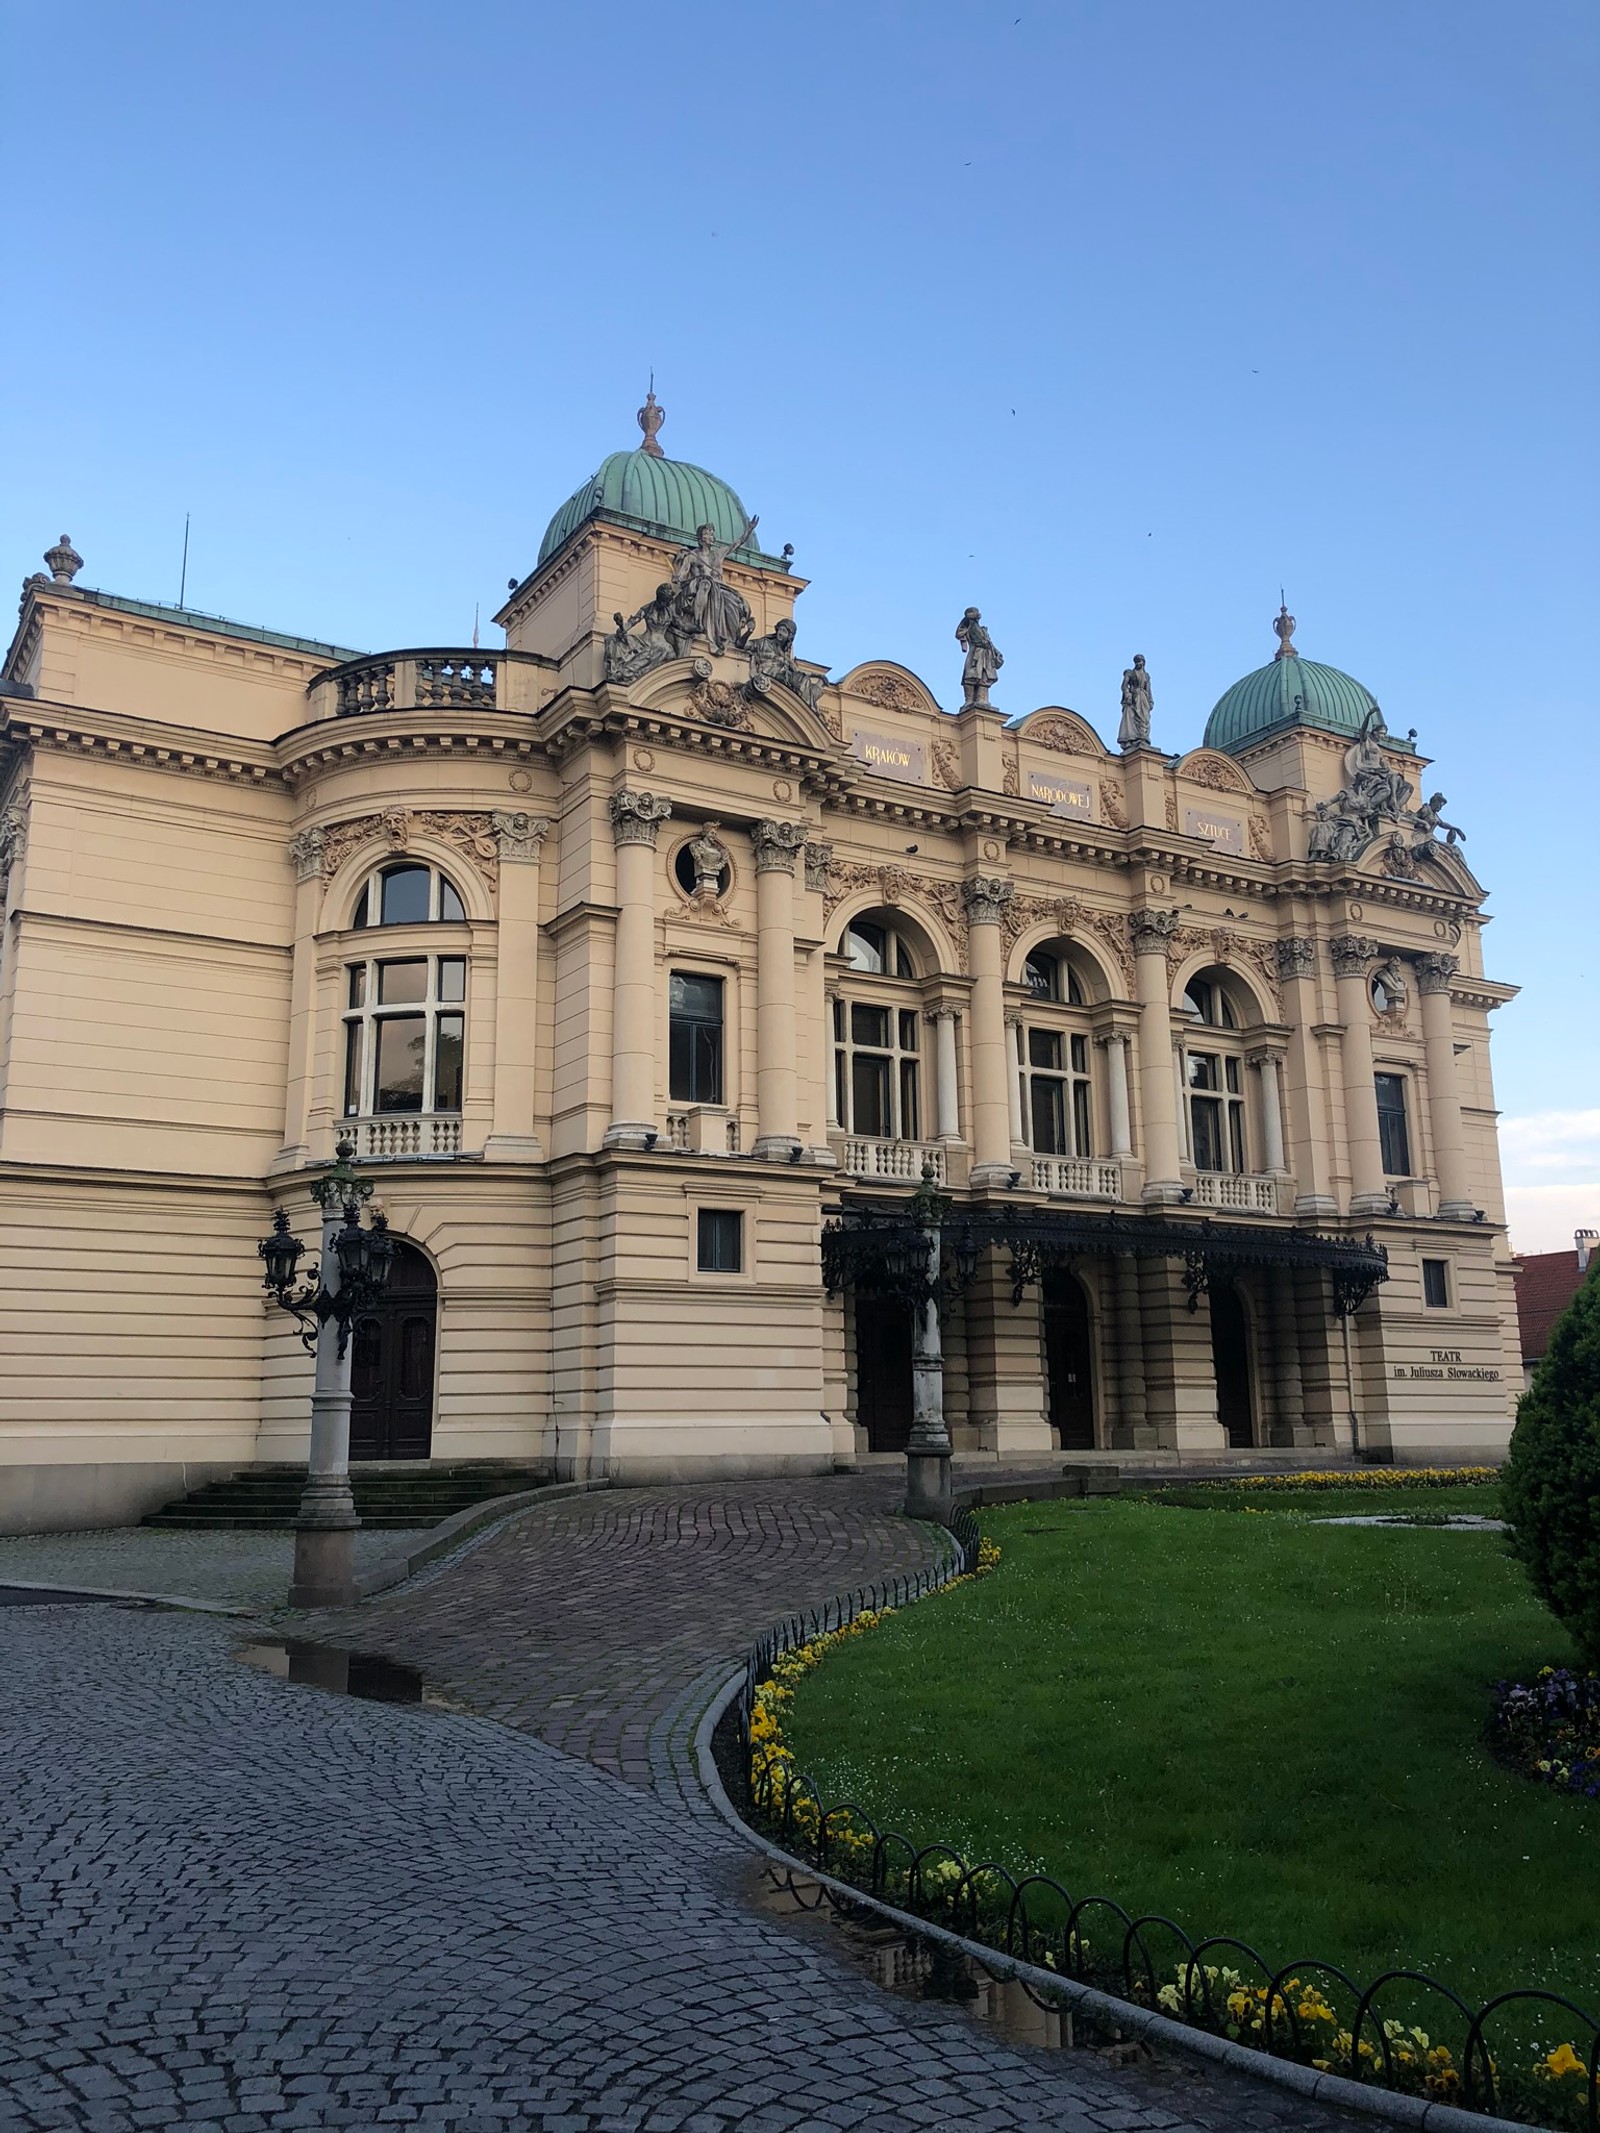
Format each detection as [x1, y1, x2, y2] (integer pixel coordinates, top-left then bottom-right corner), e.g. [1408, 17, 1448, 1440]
[1416, 953, 1474, 1218]
[824, 985, 842, 1130]
[1130, 910, 1183, 1203]
[278, 827, 326, 1167]
[1248, 1047, 1288, 1174]
[927, 1007, 962, 1142]
[1097, 1031, 1134, 1158]
[1277, 936, 1337, 1217]
[751, 820, 806, 1160]
[604, 790, 672, 1151]
[1110, 1253, 1152, 1448]
[963, 875, 1017, 1188]
[485, 811, 549, 1161]
[1269, 1265, 1309, 1445]
[1329, 934, 1389, 1214]
[1005, 1010, 1026, 1149]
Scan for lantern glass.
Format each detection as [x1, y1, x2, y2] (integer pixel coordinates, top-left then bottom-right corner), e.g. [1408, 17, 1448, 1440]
[332, 1212, 370, 1287]
[364, 1215, 396, 1297]
[258, 1209, 305, 1293]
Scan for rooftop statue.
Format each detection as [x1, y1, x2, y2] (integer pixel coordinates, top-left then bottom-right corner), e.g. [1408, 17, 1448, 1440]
[1118, 653, 1153, 749]
[669, 516, 759, 655]
[745, 616, 824, 713]
[604, 583, 683, 684]
[955, 607, 1003, 707]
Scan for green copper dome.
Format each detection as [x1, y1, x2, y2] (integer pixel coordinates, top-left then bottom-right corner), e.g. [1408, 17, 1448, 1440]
[1204, 608, 1380, 753]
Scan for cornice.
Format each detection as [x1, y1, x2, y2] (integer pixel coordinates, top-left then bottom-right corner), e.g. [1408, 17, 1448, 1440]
[1450, 977, 1519, 1012]
[4, 700, 280, 788]
[278, 709, 548, 786]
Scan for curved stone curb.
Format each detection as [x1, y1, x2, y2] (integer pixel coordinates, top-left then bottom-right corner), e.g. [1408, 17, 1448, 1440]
[352, 1478, 612, 1598]
[692, 1677, 1535, 2133]
[0, 1578, 253, 1616]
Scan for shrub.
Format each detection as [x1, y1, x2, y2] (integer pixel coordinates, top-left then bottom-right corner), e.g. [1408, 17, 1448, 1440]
[1502, 1260, 1600, 1665]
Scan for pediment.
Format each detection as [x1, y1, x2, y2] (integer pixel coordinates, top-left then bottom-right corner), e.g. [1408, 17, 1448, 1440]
[629, 659, 842, 751]
[838, 660, 942, 717]
[1015, 705, 1111, 758]
[1174, 747, 1258, 796]
[1363, 830, 1483, 897]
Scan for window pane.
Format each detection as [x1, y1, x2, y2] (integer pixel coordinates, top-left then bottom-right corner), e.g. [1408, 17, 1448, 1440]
[899, 1059, 920, 1141]
[1025, 952, 1059, 1000]
[1376, 1075, 1411, 1174]
[374, 1015, 426, 1112]
[1228, 1102, 1246, 1173]
[1184, 981, 1213, 1023]
[1028, 1028, 1063, 1070]
[1066, 965, 1085, 1007]
[438, 876, 466, 923]
[1070, 1034, 1088, 1074]
[1225, 1057, 1241, 1094]
[342, 1022, 364, 1116]
[898, 1009, 919, 1052]
[377, 959, 428, 1005]
[433, 1013, 464, 1110]
[697, 1208, 742, 1273]
[1191, 1096, 1224, 1171]
[379, 865, 431, 925]
[670, 972, 722, 1021]
[852, 1053, 891, 1136]
[832, 998, 844, 1041]
[851, 1002, 890, 1049]
[347, 964, 367, 1009]
[1072, 1079, 1093, 1157]
[1188, 1052, 1218, 1090]
[694, 1024, 723, 1104]
[894, 940, 916, 978]
[846, 922, 886, 974]
[1220, 992, 1237, 1029]
[350, 881, 371, 930]
[1423, 1259, 1449, 1308]
[1031, 1077, 1067, 1154]
[437, 957, 466, 1004]
[834, 1051, 848, 1126]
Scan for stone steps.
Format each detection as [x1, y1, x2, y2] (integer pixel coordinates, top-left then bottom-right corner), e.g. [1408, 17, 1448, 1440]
[142, 1463, 552, 1531]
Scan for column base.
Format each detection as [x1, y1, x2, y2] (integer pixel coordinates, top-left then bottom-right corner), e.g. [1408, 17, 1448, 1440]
[970, 1161, 1024, 1190]
[602, 1122, 659, 1152]
[1141, 1178, 1187, 1206]
[288, 1522, 358, 1610]
[483, 1133, 546, 1163]
[904, 1450, 954, 1524]
[805, 1144, 839, 1168]
[1349, 1191, 1392, 1216]
[752, 1134, 803, 1163]
[1437, 1199, 1477, 1221]
[1294, 1193, 1340, 1218]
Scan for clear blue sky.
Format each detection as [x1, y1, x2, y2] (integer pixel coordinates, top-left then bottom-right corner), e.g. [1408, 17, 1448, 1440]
[3, 1, 1595, 1243]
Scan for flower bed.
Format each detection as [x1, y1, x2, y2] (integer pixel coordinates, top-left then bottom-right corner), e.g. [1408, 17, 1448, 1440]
[1492, 1666, 1600, 1803]
[1211, 1466, 1499, 1492]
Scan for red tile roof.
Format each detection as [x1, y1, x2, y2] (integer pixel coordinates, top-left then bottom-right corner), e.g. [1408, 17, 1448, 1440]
[1515, 1251, 1591, 1362]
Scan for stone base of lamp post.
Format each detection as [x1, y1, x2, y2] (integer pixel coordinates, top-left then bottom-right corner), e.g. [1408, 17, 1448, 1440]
[905, 1449, 954, 1524]
[289, 1480, 360, 1609]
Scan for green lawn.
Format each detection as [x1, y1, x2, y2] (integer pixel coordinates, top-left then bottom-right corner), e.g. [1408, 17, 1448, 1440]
[783, 1496, 1599, 2019]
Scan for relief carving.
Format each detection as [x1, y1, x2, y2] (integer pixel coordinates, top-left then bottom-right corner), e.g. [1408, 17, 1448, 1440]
[1029, 714, 1096, 757]
[822, 861, 970, 974]
[1249, 815, 1274, 863]
[1098, 781, 1128, 830]
[932, 740, 962, 791]
[319, 808, 503, 891]
[1001, 748, 1020, 798]
[688, 676, 752, 729]
[1164, 789, 1180, 833]
[853, 670, 924, 713]
[999, 893, 1133, 991]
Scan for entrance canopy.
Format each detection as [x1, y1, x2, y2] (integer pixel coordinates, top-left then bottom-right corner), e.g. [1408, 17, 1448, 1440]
[822, 1198, 1390, 1319]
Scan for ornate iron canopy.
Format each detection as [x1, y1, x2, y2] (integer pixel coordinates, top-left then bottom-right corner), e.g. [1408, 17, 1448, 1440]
[822, 1198, 1389, 1319]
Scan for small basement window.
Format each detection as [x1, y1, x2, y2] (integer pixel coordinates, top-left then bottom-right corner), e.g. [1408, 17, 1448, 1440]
[1422, 1259, 1450, 1309]
[697, 1208, 743, 1273]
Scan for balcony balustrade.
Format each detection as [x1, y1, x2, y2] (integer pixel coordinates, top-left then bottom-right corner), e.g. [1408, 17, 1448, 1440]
[306, 649, 549, 723]
[1191, 1170, 1282, 1214]
[352, 1116, 463, 1159]
[841, 1137, 947, 1185]
[1030, 1156, 1123, 1199]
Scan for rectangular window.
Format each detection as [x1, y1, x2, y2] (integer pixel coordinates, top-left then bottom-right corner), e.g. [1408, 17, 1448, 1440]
[1028, 1028, 1064, 1071]
[1422, 1258, 1450, 1309]
[851, 1002, 891, 1049]
[1191, 1096, 1225, 1172]
[347, 965, 367, 1009]
[852, 1052, 892, 1137]
[1188, 1052, 1219, 1091]
[669, 972, 724, 1104]
[1376, 1073, 1412, 1176]
[342, 1021, 365, 1116]
[437, 956, 467, 1004]
[377, 958, 428, 1005]
[899, 1059, 921, 1141]
[1072, 1078, 1093, 1157]
[1031, 1076, 1068, 1154]
[374, 1014, 427, 1112]
[898, 1009, 920, 1053]
[433, 1013, 464, 1111]
[1070, 1033, 1088, 1075]
[697, 1208, 742, 1273]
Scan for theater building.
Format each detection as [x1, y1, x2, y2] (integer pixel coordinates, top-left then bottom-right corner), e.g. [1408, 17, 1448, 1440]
[0, 411, 1522, 1527]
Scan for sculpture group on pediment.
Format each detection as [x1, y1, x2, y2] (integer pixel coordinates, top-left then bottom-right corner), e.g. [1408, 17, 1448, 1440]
[604, 584, 685, 684]
[744, 616, 825, 713]
[670, 516, 759, 655]
[1306, 707, 1458, 866]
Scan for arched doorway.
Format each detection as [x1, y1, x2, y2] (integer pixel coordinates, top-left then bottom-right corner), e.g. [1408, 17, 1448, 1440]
[350, 1240, 436, 1460]
[1043, 1268, 1096, 1449]
[1209, 1280, 1255, 1449]
[855, 1296, 913, 1453]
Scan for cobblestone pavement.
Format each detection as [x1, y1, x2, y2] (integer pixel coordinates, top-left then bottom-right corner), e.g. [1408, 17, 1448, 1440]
[1, 1601, 1384, 2133]
[0, 1526, 427, 1609]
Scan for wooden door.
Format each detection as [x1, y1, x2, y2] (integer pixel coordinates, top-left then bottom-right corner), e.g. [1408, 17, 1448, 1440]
[855, 1299, 913, 1453]
[1210, 1281, 1255, 1449]
[349, 1240, 436, 1461]
[1043, 1268, 1096, 1450]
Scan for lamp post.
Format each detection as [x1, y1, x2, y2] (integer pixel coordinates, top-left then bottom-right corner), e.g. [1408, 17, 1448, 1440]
[902, 1163, 954, 1524]
[257, 1137, 395, 1607]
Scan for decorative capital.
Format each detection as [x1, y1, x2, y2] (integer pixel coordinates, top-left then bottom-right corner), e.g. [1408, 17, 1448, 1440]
[1094, 1029, 1129, 1050]
[44, 534, 83, 585]
[287, 827, 326, 882]
[1244, 1046, 1283, 1071]
[752, 819, 807, 874]
[962, 874, 1014, 926]
[491, 810, 550, 863]
[803, 840, 833, 893]
[1004, 1009, 1024, 1031]
[1128, 907, 1180, 953]
[609, 789, 672, 848]
[923, 1005, 958, 1026]
[1414, 951, 1460, 995]
[1274, 936, 1317, 980]
[1329, 932, 1380, 979]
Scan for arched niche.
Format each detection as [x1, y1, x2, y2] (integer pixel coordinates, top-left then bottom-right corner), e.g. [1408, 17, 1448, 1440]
[1015, 706, 1112, 758]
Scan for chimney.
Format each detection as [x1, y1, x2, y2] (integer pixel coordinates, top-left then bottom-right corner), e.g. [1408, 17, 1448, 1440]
[1578, 1230, 1599, 1273]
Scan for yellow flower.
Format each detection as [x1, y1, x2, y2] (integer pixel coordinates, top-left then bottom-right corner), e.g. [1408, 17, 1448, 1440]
[1541, 2042, 1588, 2082]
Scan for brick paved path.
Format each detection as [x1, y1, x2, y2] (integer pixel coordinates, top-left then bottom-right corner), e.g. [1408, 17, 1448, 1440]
[0, 1482, 1378, 2131]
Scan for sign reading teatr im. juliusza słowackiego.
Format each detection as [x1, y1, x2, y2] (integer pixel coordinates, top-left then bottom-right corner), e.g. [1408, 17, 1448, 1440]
[1028, 771, 1094, 820]
[851, 730, 927, 783]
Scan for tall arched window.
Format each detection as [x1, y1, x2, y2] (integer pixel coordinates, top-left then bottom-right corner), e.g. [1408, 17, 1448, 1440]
[341, 859, 471, 1129]
[1018, 943, 1096, 1156]
[1181, 969, 1249, 1172]
[834, 916, 924, 1141]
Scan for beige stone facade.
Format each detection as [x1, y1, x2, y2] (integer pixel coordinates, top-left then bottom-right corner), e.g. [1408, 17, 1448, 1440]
[0, 458, 1521, 1528]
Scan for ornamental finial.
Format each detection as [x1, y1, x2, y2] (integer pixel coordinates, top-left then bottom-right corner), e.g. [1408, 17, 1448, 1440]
[1273, 597, 1298, 661]
[44, 534, 83, 585]
[637, 383, 665, 459]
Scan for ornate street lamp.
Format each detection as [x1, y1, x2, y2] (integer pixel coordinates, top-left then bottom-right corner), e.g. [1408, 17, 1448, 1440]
[903, 1163, 955, 1524]
[256, 1137, 394, 1606]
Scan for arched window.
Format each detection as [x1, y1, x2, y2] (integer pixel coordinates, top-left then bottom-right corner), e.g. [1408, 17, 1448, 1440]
[1181, 968, 1249, 1172]
[834, 915, 924, 1140]
[1017, 941, 1095, 1156]
[351, 862, 467, 929]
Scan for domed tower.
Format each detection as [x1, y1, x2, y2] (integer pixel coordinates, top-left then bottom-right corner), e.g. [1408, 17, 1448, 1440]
[496, 394, 802, 681]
